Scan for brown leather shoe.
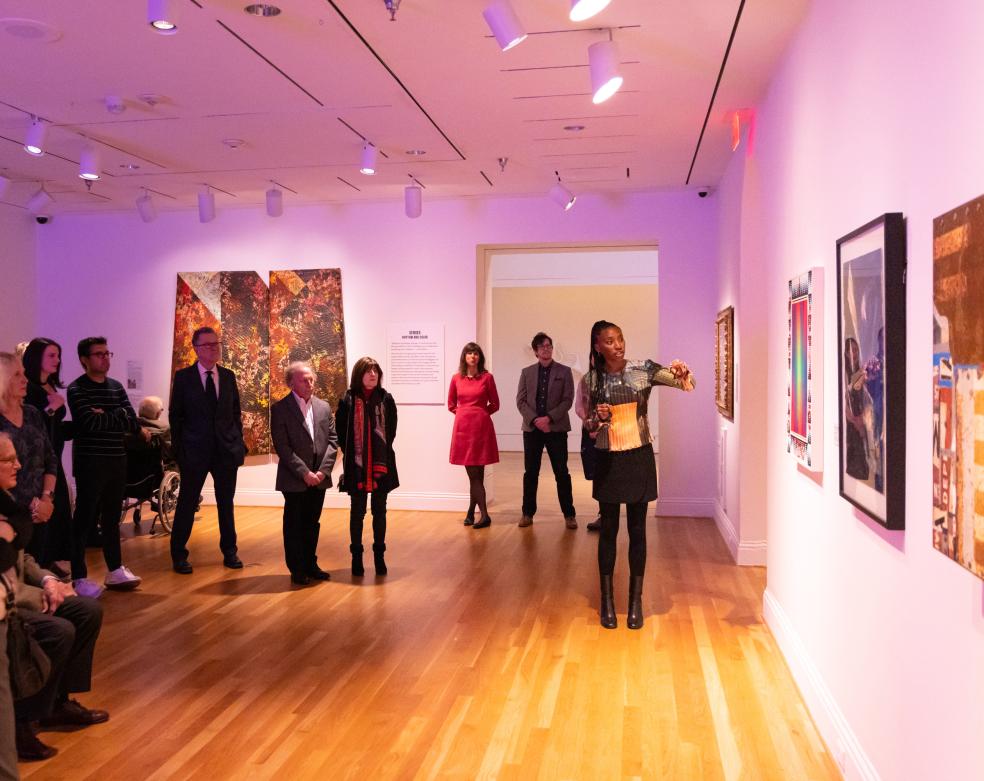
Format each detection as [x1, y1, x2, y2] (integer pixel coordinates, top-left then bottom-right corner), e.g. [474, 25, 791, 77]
[565, 516, 577, 529]
[16, 722, 57, 760]
[518, 515, 533, 527]
[40, 698, 109, 728]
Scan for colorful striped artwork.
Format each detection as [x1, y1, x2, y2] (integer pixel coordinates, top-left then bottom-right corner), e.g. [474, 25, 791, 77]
[786, 268, 823, 470]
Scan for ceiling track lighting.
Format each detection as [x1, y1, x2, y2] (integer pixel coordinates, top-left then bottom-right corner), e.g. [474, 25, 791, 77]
[198, 186, 215, 223]
[23, 117, 46, 156]
[27, 186, 52, 215]
[79, 144, 101, 181]
[266, 186, 283, 217]
[483, 0, 527, 51]
[360, 142, 378, 175]
[588, 33, 623, 104]
[136, 190, 157, 223]
[405, 177, 422, 218]
[549, 181, 577, 211]
[148, 0, 178, 34]
[569, 0, 612, 22]
[383, 0, 401, 21]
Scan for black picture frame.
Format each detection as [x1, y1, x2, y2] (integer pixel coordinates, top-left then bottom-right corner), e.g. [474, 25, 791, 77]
[835, 213, 906, 529]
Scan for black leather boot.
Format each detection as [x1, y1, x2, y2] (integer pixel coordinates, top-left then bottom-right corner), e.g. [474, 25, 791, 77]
[600, 574, 617, 629]
[372, 542, 387, 575]
[350, 544, 364, 577]
[627, 575, 644, 630]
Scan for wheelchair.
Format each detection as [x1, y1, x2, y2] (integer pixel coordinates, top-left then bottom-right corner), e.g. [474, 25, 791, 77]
[121, 429, 181, 534]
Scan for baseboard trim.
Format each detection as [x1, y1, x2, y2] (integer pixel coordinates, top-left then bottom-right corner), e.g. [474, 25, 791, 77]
[712, 500, 766, 566]
[763, 588, 879, 781]
[200, 488, 470, 512]
[654, 497, 715, 518]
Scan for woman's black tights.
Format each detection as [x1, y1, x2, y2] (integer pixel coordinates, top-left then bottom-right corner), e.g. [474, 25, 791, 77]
[598, 501, 648, 576]
[465, 465, 489, 520]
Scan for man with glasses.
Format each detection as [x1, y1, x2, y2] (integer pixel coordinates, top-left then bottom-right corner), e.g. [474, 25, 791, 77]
[67, 337, 146, 594]
[168, 327, 246, 574]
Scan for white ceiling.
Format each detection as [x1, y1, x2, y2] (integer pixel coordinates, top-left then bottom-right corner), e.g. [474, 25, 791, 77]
[0, 0, 808, 215]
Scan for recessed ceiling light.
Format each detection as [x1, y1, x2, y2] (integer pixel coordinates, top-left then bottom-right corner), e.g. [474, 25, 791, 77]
[244, 4, 281, 16]
[147, 0, 178, 34]
[405, 149, 426, 156]
[563, 125, 586, 132]
[222, 138, 246, 150]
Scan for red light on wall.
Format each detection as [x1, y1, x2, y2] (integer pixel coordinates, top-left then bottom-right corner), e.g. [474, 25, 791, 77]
[731, 112, 741, 151]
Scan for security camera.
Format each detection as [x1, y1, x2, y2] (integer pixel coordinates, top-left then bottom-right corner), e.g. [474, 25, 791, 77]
[35, 215, 50, 225]
[697, 187, 711, 198]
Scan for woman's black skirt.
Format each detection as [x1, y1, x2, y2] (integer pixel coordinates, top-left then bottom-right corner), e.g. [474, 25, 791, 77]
[592, 444, 657, 504]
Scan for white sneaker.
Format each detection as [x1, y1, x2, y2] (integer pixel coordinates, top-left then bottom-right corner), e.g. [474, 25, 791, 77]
[72, 578, 105, 599]
[104, 566, 142, 589]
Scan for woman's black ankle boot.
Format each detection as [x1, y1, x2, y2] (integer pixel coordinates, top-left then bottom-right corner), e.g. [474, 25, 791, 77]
[372, 542, 387, 575]
[600, 574, 617, 629]
[350, 544, 365, 577]
[627, 575, 644, 630]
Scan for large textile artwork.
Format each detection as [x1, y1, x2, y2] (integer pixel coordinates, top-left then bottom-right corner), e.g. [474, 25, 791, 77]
[933, 195, 984, 580]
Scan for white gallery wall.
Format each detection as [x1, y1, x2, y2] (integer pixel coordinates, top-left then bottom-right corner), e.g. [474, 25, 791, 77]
[718, 0, 984, 778]
[34, 191, 719, 516]
[0, 203, 38, 341]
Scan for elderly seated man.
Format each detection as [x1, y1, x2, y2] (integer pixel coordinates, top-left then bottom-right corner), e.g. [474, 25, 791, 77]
[0, 430, 108, 763]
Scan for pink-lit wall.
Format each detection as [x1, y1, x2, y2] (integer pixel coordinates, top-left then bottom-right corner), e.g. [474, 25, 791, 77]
[718, 0, 984, 777]
[34, 191, 719, 513]
[0, 203, 37, 341]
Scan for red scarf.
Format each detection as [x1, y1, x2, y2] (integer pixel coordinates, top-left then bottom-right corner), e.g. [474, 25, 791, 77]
[353, 389, 389, 491]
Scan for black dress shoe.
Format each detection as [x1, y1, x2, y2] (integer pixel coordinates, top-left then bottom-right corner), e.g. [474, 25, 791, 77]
[223, 555, 244, 569]
[16, 722, 57, 761]
[463, 515, 475, 526]
[307, 568, 331, 581]
[40, 698, 110, 728]
[173, 560, 193, 575]
[290, 573, 310, 586]
[472, 515, 492, 529]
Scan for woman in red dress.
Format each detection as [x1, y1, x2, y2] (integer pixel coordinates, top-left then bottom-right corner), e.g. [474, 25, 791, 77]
[448, 342, 499, 529]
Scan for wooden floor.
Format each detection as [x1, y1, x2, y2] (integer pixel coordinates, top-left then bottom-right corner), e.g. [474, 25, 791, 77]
[22, 455, 838, 780]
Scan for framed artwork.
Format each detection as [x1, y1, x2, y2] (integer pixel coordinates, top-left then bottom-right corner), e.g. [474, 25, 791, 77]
[715, 306, 734, 420]
[787, 268, 823, 471]
[932, 194, 984, 580]
[836, 213, 906, 529]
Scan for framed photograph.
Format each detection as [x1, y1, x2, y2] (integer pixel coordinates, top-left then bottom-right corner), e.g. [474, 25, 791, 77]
[836, 213, 906, 529]
[787, 268, 823, 471]
[715, 306, 734, 420]
[932, 194, 984, 580]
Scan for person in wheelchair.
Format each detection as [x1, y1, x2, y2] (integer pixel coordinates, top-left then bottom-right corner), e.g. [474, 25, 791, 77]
[123, 397, 180, 531]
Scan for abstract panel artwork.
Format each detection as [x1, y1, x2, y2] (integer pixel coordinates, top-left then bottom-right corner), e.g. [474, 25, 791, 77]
[933, 194, 984, 580]
[171, 271, 270, 456]
[269, 269, 348, 409]
[836, 213, 906, 529]
[786, 268, 823, 471]
[715, 306, 734, 420]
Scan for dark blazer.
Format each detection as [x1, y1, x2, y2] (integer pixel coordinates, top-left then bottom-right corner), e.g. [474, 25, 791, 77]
[169, 363, 246, 470]
[270, 393, 338, 493]
[516, 361, 574, 433]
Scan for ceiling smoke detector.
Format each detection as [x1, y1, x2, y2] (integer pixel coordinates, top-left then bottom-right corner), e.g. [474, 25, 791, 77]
[222, 138, 246, 150]
[138, 93, 165, 107]
[244, 4, 281, 16]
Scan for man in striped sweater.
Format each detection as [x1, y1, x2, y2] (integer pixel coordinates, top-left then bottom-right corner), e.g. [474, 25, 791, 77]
[67, 337, 146, 594]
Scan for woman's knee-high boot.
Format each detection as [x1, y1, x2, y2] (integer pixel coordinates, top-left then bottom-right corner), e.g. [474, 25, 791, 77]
[372, 542, 387, 575]
[350, 544, 365, 577]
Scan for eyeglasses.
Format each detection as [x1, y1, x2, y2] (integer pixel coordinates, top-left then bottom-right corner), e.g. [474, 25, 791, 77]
[88, 351, 114, 359]
[195, 341, 222, 349]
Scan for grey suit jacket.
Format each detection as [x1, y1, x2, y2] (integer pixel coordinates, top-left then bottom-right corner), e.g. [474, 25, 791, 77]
[270, 393, 338, 493]
[516, 361, 574, 433]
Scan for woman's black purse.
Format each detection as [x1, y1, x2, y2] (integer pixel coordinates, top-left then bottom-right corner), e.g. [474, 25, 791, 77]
[3, 573, 51, 700]
[579, 428, 597, 481]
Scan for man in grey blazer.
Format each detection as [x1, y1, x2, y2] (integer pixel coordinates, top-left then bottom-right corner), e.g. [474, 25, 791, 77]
[270, 362, 338, 585]
[516, 332, 577, 529]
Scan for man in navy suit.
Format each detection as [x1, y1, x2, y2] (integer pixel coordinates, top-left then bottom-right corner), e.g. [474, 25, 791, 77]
[168, 327, 246, 574]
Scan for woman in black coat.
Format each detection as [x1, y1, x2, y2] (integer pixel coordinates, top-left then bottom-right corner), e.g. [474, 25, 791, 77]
[335, 357, 399, 577]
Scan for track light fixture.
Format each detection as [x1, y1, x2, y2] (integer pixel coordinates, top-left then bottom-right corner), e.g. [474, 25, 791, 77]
[27, 186, 52, 215]
[24, 118, 46, 156]
[148, 0, 178, 34]
[405, 177, 422, 218]
[79, 144, 101, 180]
[265, 187, 283, 217]
[483, 0, 527, 51]
[360, 142, 378, 175]
[549, 182, 577, 211]
[136, 190, 157, 223]
[588, 33, 623, 104]
[198, 186, 215, 223]
[569, 0, 612, 22]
